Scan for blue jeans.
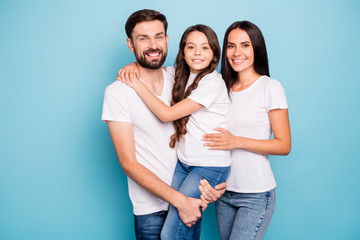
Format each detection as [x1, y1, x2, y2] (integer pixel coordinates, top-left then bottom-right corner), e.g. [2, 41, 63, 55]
[161, 161, 230, 240]
[134, 210, 168, 240]
[216, 188, 276, 240]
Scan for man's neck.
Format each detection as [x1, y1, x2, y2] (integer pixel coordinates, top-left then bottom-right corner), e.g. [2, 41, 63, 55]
[137, 63, 164, 96]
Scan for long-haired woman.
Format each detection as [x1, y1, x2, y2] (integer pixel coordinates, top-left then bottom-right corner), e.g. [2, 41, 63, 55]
[202, 21, 291, 239]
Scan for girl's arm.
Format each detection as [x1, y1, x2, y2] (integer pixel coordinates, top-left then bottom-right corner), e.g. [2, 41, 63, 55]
[203, 109, 291, 156]
[129, 79, 203, 122]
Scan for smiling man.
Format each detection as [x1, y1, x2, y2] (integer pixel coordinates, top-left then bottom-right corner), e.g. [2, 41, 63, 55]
[101, 10, 207, 239]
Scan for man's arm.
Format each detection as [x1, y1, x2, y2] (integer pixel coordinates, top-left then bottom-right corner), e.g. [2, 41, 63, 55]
[107, 121, 206, 227]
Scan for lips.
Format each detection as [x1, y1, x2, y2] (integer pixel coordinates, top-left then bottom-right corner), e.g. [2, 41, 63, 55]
[232, 59, 246, 65]
[191, 59, 204, 63]
[144, 49, 162, 58]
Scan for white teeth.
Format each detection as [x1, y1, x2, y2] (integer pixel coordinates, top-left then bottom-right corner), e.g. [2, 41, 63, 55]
[192, 59, 203, 63]
[233, 59, 245, 63]
[148, 53, 160, 57]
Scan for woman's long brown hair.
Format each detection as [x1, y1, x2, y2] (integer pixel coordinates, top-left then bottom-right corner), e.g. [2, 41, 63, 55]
[169, 24, 221, 148]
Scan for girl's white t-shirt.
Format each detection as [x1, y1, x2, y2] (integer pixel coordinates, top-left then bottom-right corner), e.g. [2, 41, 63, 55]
[168, 67, 230, 167]
[226, 76, 288, 193]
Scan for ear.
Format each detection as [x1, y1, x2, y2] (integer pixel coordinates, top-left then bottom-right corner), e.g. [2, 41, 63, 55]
[127, 38, 134, 53]
[166, 34, 169, 45]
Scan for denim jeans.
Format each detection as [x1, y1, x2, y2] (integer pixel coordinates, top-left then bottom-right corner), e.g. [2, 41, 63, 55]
[216, 188, 276, 240]
[134, 210, 168, 240]
[161, 161, 230, 240]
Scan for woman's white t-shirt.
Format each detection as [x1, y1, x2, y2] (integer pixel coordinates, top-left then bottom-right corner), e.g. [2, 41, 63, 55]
[226, 76, 288, 193]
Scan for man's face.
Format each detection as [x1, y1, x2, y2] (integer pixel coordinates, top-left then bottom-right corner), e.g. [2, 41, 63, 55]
[127, 20, 168, 69]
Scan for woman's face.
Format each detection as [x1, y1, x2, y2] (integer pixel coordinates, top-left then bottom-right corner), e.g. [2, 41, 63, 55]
[183, 31, 214, 74]
[226, 28, 255, 74]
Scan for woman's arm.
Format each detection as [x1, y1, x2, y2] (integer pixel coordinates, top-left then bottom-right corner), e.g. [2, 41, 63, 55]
[129, 79, 203, 122]
[203, 109, 291, 155]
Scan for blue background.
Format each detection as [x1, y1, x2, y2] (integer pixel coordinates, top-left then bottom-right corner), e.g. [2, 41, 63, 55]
[1, 0, 359, 239]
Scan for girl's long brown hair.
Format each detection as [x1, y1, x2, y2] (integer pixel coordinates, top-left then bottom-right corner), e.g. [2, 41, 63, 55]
[169, 24, 221, 148]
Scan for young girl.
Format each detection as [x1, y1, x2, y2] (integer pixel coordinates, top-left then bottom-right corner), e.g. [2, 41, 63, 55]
[201, 21, 291, 239]
[120, 24, 230, 240]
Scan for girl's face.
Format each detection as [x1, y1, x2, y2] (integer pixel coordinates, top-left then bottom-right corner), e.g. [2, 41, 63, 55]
[183, 31, 214, 74]
[226, 28, 255, 74]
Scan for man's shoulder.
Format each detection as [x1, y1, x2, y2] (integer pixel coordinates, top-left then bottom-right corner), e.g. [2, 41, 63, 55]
[105, 81, 135, 96]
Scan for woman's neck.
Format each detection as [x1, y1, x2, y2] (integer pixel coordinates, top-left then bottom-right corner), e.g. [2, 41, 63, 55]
[232, 68, 262, 92]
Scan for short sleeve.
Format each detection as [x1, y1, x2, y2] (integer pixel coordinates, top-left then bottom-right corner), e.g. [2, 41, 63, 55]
[101, 84, 131, 122]
[187, 72, 225, 109]
[265, 80, 288, 112]
[166, 66, 175, 78]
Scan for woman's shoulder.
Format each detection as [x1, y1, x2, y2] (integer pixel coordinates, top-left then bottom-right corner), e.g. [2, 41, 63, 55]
[258, 76, 284, 88]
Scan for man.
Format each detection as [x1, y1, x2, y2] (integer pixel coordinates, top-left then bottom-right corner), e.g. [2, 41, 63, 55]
[102, 9, 224, 239]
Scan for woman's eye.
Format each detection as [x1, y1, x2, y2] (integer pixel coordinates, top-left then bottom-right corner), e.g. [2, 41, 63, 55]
[242, 44, 250, 48]
[227, 45, 234, 49]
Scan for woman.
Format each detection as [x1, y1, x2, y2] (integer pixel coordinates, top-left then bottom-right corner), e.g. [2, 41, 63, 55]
[202, 21, 291, 240]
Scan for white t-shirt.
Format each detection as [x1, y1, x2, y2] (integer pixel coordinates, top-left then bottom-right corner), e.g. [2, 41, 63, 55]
[170, 68, 230, 167]
[226, 76, 288, 193]
[101, 69, 177, 215]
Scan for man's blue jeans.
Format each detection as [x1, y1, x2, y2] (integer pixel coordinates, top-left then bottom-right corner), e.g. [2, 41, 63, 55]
[134, 210, 168, 240]
[216, 188, 276, 240]
[161, 161, 230, 240]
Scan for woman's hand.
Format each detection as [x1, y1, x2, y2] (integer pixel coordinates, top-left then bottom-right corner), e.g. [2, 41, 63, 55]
[116, 62, 140, 84]
[203, 127, 240, 150]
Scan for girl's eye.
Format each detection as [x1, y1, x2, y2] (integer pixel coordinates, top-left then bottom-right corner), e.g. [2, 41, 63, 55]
[187, 46, 194, 49]
[203, 46, 209, 50]
[227, 44, 234, 49]
[242, 44, 250, 48]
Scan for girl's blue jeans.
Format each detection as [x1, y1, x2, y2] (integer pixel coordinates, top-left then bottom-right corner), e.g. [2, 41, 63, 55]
[160, 160, 230, 240]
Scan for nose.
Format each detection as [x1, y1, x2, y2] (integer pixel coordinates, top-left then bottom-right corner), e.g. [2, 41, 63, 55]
[194, 48, 201, 56]
[149, 38, 157, 49]
[233, 46, 242, 57]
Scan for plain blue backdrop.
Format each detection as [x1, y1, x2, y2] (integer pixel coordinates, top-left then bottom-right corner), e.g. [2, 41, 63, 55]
[1, 0, 359, 239]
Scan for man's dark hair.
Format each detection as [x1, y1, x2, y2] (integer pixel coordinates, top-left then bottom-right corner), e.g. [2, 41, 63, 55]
[125, 9, 168, 39]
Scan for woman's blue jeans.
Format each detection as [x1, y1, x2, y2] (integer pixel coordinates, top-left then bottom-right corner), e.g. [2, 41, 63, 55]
[161, 161, 230, 240]
[216, 188, 276, 240]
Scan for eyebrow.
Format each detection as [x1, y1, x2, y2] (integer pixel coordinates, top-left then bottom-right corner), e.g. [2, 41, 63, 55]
[186, 42, 210, 45]
[227, 41, 251, 44]
[136, 32, 165, 39]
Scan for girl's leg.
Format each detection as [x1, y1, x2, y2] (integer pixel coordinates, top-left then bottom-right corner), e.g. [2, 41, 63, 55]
[222, 189, 276, 240]
[161, 163, 230, 240]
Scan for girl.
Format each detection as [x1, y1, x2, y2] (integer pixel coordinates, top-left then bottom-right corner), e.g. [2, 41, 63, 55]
[120, 24, 230, 240]
[202, 21, 291, 239]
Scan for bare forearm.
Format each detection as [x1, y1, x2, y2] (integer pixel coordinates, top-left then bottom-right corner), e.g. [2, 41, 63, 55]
[122, 160, 186, 208]
[134, 82, 172, 122]
[236, 137, 291, 156]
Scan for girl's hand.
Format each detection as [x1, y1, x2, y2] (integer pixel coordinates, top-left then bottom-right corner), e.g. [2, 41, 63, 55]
[116, 62, 140, 84]
[203, 127, 240, 150]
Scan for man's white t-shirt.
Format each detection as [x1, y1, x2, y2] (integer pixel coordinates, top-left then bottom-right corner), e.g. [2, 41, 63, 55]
[101, 69, 177, 215]
[226, 76, 288, 193]
[171, 68, 231, 167]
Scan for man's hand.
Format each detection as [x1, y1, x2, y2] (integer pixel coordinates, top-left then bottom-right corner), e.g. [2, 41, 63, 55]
[176, 196, 207, 227]
[199, 179, 227, 204]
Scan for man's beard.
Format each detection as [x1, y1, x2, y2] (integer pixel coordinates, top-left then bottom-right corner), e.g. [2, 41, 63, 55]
[134, 47, 167, 70]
